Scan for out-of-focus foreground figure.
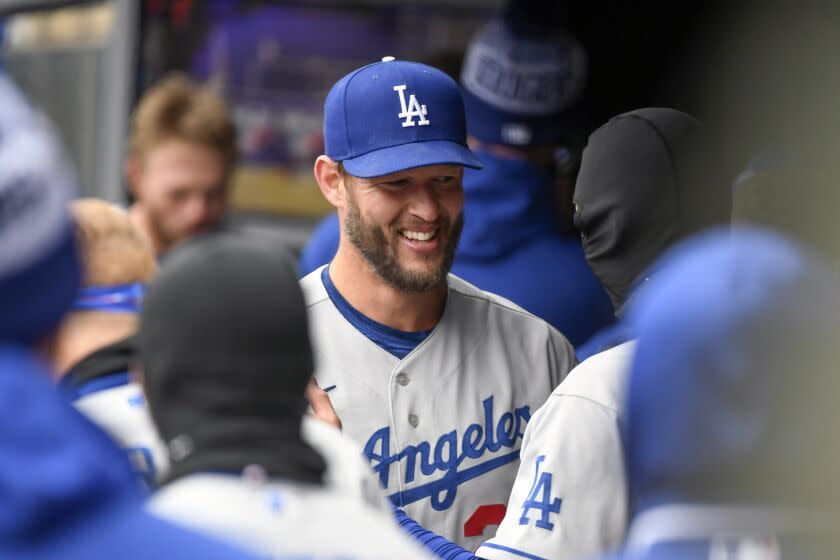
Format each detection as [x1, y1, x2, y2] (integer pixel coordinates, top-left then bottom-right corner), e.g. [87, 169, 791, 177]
[0, 72, 256, 559]
[610, 228, 840, 559]
[126, 74, 236, 257]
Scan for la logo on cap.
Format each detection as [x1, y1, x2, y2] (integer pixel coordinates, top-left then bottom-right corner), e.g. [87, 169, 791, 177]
[394, 84, 430, 128]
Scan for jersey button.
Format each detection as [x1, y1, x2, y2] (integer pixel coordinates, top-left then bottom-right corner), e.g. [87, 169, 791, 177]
[396, 372, 410, 386]
[408, 413, 419, 428]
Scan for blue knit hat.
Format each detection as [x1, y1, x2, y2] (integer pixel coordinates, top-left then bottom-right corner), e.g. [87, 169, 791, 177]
[460, 19, 587, 148]
[0, 73, 81, 344]
[625, 227, 840, 513]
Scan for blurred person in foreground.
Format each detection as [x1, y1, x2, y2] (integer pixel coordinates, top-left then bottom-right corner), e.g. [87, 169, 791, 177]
[299, 6, 614, 348]
[388, 108, 731, 560]
[47, 198, 168, 489]
[142, 232, 434, 559]
[126, 74, 236, 257]
[0, 72, 256, 559]
[605, 227, 840, 559]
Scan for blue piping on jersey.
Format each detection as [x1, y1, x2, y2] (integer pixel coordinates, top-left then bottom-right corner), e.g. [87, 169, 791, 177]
[479, 542, 547, 560]
[321, 266, 432, 359]
[394, 507, 479, 560]
[62, 371, 131, 402]
[389, 449, 521, 508]
[71, 283, 145, 313]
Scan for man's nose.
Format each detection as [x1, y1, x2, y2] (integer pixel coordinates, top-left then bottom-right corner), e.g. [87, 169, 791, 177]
[184, 197, 211, 226]
[408, 183, 441, 223]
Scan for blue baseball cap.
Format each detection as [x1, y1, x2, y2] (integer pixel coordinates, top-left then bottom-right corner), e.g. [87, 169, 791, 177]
[323, 57, 482, 178]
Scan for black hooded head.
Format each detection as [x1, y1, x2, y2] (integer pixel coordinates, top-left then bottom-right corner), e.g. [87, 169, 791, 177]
[140, 231, 325, 483]
[573, 108, 731, 313]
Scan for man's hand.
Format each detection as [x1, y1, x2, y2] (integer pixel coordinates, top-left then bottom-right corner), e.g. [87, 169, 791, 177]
[306, 377, 342, 430]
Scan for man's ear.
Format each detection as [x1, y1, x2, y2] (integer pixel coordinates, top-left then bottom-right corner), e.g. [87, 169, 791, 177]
[313, 155, 347, 209]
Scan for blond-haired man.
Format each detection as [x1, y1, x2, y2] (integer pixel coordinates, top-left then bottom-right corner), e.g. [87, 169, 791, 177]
[126, 74, 237, 256]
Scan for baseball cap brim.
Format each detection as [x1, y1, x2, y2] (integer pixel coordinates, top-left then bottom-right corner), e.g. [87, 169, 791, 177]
[341, 140, 483, 179]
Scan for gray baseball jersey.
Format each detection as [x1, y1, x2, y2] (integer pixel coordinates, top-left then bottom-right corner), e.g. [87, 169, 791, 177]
[300, 268, 577, 551]
[74, 381, 170, 488]
[148, 473, 436, 560]
[476, 341, 635, 560]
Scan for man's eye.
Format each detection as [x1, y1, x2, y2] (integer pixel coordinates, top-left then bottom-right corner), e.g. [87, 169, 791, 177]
[434, 176, 457, 185]
[169, 190, 190, 203]
[381, 179, 411, 188]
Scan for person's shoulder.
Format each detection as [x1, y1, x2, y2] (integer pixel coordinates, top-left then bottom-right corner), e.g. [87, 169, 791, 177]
[447, 273, 549, 323]
[448, 274, 574, 348]
[299, 265, 329, 307]
[44, 502, 258, 560]
[550, 340, 637, 415]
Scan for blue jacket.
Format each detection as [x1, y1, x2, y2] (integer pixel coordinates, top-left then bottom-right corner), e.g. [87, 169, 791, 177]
[299, 150, 614, 347]
[0, 343, 257, 559]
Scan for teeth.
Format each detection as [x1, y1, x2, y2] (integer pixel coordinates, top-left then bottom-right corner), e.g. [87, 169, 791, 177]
[402, 230, 436, 241]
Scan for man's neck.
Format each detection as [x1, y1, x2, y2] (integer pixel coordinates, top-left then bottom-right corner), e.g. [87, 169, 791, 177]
[328, 241, 447, 332]
[128, 204, 165, 256]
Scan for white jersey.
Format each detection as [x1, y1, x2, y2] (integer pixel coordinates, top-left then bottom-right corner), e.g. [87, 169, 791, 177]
[74, 380, 170, 488]
[148, 473, 435, 560]
[301, 414, 391, 514]
[476, 341, 635, 560]
[301, 268, 577, 551]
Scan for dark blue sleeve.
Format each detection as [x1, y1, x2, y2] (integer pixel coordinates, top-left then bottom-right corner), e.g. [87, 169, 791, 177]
[575, 321, 634, 362]
[393, 508, 483, 560]
[298, 213, 341, 277]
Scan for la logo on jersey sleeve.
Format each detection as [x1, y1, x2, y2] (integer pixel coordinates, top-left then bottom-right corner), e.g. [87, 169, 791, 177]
[519, 455, 562, 531]
[394, 85, 430, 128]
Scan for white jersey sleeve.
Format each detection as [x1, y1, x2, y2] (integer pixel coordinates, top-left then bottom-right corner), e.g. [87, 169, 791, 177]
[74, 381, 170, 487]
[148, 473, 435, 560]
[301, 414, 392, 515]
[476, 341, 635, 560]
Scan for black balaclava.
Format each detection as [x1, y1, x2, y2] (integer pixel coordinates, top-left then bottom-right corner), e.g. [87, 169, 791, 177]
[140, 232, 325, 484]
[573, 108, 731, 314]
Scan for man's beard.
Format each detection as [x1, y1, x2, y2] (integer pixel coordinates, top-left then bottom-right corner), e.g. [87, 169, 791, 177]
[344, 195, 463, 293]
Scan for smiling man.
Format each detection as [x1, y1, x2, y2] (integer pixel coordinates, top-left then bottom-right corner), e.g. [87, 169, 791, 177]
[301, 57, 577, 550]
